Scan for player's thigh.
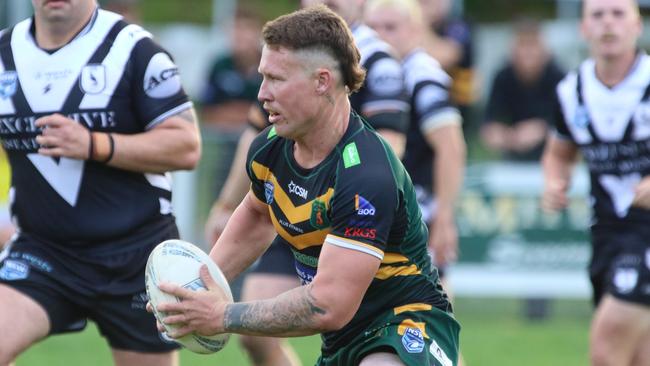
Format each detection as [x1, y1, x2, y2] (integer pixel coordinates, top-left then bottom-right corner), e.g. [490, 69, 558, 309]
[0, 284, 49, 360]
[359, 352, 405, 366]
[241, 273, 301, 301]
[631, 325, 650, 366]
[112, 349, 178, 366]
[591, 295, 650, 357]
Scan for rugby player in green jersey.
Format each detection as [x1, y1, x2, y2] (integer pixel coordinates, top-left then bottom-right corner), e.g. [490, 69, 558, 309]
[155, 6, 460, 365]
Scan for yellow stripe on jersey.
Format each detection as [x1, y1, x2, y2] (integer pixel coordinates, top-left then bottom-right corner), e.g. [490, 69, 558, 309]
[251, 161, 335, 224]
[325, 234, 384, 260]
[382, 252, 410, 264]
[251, 161, 271, 181]
[394, 303, 432, 315]
[397, 319, 429, 338]
[375, 264, 421, 280]
[270, 210, 329, 250]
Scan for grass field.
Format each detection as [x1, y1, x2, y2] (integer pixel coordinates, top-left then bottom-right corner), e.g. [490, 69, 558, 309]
[15, 297, 591, 366]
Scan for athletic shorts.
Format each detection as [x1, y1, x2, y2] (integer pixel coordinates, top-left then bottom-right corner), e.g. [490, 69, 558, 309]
[250, 237, 297, 277]
[0, 226, 181, 352]
[317, 303, 460, 366]
[590, 224, 650, 307]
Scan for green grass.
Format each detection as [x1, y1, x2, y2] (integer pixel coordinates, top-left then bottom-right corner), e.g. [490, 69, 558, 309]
[15, 297, 591, 366]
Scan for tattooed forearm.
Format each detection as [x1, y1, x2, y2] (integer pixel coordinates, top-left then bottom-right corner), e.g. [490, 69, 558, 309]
[223, 284, 326, 336]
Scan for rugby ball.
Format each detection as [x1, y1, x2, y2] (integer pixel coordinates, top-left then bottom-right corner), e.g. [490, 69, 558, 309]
[145, 239, 233, 354]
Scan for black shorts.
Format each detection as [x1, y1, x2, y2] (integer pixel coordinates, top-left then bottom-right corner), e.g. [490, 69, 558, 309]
[250, 237, 297, 276]
[0, 226, 181, 352]
[590, 224, 650, 307]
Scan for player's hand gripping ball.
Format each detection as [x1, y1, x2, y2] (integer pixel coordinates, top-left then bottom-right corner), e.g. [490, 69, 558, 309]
[145, 239, 233, 354]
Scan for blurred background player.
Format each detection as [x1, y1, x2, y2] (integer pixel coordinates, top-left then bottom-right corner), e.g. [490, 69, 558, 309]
[481, 18, 565, 161]
[0, 0, 201, 365]
[418, 0, 476, 136]
[204, 1, 410, 365]
[365, 0, 466, 363]
[199, 7, 263, 131]
[542, 0, 650, 365]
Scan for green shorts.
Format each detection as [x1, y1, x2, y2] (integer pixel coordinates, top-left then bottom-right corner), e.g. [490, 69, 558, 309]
[316, 303, 460, 366]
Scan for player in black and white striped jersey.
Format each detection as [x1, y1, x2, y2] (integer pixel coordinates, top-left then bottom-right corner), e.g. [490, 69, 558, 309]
[0, 1, 200, 365]
[365, 0, 465, 288]
[543, 0, 650, 365]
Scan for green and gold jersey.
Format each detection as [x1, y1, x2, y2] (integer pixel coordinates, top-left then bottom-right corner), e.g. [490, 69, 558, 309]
[246, 113, 451, 355]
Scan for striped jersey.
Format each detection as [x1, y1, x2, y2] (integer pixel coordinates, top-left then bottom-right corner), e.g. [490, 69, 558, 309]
[554, 53, 650, 225]
[246, 112, 450, 354]
[350, 23, 409, 133]
[401, 49, 460, 199]
[0, 9, 192, 247]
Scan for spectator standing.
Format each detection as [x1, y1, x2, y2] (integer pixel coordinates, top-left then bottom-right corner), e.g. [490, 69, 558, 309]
[482, 19, 565, 161]
[200, 8, 263, 130]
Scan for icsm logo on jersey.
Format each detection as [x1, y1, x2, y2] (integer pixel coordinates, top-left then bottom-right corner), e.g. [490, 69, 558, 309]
[288, 180, 308, 199]
[264, 181, 274, 204]
[0, 71, 17, 99]
[144, 53, 182, 98]
[355, 194, 375, 216]
[401, 327, 425, 353]
[80, 64, 106, 94]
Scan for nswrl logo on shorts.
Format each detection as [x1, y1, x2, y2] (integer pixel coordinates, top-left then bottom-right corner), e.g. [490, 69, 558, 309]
[0, 260, 29, 281]
[401, 327, 425, 353]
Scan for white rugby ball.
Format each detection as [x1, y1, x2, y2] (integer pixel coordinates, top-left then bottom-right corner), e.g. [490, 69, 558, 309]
[145, 239, 233, 354]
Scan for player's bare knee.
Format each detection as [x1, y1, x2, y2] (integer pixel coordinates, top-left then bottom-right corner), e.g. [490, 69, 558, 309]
[590, 346, 620, 366]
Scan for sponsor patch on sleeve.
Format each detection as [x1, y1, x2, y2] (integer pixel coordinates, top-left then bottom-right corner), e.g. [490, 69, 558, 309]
[143, 52, 182, 98]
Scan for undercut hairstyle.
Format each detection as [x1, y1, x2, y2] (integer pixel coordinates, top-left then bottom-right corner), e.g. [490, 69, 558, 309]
[262, 4, 366, 93]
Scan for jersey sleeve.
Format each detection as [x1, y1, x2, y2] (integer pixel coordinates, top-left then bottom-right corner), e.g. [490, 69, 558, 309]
[325, 143, 399, 260]
[361, 52, 410, 133]
[413, 79, 461, 133]
[246, 126, 277, 204]
[130, 37, 192, 130]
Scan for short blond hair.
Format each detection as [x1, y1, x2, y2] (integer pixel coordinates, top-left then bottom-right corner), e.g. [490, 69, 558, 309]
[366, 0, 423, 25]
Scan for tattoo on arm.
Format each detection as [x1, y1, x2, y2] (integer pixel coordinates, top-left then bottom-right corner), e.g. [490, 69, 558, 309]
[223, 284, 326, 335]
